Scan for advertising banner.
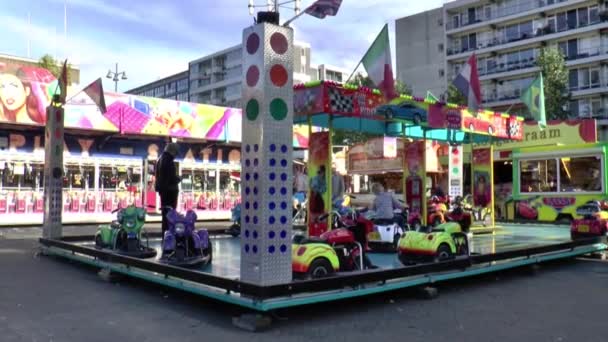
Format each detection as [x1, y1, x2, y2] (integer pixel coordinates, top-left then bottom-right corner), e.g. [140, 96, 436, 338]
[308, 131, 331, 235]
[404, 140, 426, 220]
[0, 63, 310, 147]
[472, 147, 494, 222]
[294, 82, 385, 118]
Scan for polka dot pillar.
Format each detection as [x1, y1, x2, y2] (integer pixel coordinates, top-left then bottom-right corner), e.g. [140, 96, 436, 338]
[240, 22, 294, 285]
[42, 104, 65, 239]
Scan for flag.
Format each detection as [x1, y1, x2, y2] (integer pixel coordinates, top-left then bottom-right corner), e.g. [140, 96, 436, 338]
[521, 73, 546, 130]
[58, 59, 68, 105]
[361, 24, 397, 101]
[425, 91, 439, 102]
[83, 78, 107, 114]
[452, 53, 482, 113]
[304, 0, 343, 19]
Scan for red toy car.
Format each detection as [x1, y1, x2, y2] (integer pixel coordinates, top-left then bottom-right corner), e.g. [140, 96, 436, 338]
[570, 200, 608, 240]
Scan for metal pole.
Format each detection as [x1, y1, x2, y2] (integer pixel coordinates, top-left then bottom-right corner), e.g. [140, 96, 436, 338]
[114, 63, 119, 92]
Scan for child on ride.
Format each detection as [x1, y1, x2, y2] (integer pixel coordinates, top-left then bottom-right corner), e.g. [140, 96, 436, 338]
[371, 183, 405, 228]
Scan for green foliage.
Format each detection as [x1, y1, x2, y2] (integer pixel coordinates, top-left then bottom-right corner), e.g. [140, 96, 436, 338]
[535, 48, 569, 120]
[446, 84, 466, 106]
[395, 80, 412, 96]
[37, 54, 71, 84]
[349, 72, 412, 95]
[332, 130, 377, 146]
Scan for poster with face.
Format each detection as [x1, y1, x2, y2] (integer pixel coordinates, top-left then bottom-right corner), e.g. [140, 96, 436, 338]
[472, 147, 493, 210]
[0, 65, 56, 125]
[307, 131, 330, 232]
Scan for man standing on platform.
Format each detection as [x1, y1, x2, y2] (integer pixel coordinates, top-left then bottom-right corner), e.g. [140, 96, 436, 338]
[155, 143, 181, 237]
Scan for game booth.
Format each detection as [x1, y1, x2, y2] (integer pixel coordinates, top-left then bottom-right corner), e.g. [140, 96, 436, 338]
[39, 16, 606, 328]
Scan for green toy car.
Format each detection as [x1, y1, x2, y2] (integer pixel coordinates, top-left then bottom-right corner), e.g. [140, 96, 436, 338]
[397, 201, 472, 265]
[95, 205, 157, 258]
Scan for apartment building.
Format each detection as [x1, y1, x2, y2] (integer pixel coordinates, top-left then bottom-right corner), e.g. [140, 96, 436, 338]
[188, 41, 317, 109]
[126, 71, 189, 101]
[397, 0, 608, 121]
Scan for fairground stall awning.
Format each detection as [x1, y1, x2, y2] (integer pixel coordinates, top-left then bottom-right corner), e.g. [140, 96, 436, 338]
[293, 81, 525, 144]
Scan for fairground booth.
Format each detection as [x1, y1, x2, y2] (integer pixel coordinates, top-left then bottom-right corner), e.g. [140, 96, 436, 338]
[0, 63, 309, 225]
[294, 80, 525, 229]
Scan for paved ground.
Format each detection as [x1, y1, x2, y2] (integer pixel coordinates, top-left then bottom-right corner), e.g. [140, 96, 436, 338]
[1, 235, 608, 341]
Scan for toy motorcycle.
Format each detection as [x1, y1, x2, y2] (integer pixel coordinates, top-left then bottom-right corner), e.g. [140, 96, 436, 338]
[570, 200, 608, 240]
[160, 209, 212, 268]
[408, 195, 449, 230]
[95, 205, 157, 258]
[397, 196, 472, 265]
[293, 212, 375, 279]
[364, 202, 410, 252]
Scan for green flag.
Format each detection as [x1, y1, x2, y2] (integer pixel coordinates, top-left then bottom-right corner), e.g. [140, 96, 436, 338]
[520, 73, 546, 129]
[425, 91, 439, 102]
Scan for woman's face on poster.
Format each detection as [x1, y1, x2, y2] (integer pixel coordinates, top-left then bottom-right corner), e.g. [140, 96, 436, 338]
[0, 74, 29, 112]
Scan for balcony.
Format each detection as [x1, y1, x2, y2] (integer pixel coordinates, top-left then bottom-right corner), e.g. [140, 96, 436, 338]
[446, 19, 608, 60]
[446, 0, 576, 32]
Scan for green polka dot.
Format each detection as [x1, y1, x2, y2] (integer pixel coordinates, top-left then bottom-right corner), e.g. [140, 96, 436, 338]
[246, 99, 259, 121]
[270, 98, 288, 121]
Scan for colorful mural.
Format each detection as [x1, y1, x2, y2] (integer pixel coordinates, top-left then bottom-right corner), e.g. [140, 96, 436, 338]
[0, 63, 310, 147]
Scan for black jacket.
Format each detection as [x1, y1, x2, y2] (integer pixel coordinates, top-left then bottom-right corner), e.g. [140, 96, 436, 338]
[155, 151, 180, 193]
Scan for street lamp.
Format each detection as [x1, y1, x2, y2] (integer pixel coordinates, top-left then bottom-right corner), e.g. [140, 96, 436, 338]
[106, 62, 127, 92]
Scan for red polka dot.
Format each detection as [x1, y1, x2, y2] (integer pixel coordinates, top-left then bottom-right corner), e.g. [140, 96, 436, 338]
[55, 111, 62, 122]
[270, 33, 288, 54]
[246, 65, 260, 87]
[54, 128, 61, 139]
[246, 33, 260, 54]
[270, 65, 288, 87]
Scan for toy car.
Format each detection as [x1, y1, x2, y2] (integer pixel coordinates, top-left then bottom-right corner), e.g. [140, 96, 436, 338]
[397, 198, 472, 265]
[408, 195, 449, 229]
[376, 102, 427, 124]
[292, 213, 374, 279]
[95, 205, 157, 258]
[570, 200, 608, 240]
[160, 209, 212, 268]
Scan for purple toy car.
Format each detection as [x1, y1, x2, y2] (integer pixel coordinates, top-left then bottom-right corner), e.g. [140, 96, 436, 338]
[160, 209, 212, 268]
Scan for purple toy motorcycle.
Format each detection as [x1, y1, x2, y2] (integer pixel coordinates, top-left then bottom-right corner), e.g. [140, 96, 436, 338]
[160, 209, 212, 268]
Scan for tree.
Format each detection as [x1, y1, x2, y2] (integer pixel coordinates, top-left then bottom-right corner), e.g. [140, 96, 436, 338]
[535, 47, 569, 120]
[446, 84, 466, 106]
[349, 72, 412, 95]
[37, 54, 71, 84]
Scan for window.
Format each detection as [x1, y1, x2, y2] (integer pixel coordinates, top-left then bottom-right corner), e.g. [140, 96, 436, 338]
[177, 78, 189, 92]
[506, 24, 519, 41]
[559, 156, 602, 192]
[590, 6, 599, 24]
[569, 69, 578, 90]
[590, 68, 600, 87]
[580, 68, 590, 89]
[557, 12, 567, 31]
[176, 92, 189, 101]
[548, 16, 556, 33]
[567, 9, 577, 30]
[520, 159, 558, 193]
[438, 43, 444, 52]
[578, 8, 589, 27]
[520, 21, 533, 38]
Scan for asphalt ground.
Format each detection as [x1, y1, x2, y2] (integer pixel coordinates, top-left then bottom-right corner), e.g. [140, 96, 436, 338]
[1, 227, 608, 341]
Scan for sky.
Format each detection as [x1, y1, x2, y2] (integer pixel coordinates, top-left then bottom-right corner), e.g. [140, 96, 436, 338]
[0, 0, 447, 93]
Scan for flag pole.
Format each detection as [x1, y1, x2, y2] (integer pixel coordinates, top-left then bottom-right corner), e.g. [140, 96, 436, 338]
[283, 8, 307, 26]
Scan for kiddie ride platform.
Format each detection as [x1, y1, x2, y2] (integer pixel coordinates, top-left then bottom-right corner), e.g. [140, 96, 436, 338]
[39, 225, 606, 316]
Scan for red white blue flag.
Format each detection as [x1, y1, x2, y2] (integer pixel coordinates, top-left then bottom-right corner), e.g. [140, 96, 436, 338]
[305, 0, 343, 19]
[452, 53, 482, 113]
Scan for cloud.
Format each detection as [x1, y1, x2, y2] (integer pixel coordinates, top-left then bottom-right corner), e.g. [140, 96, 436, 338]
[48, 0, 140, 22]
[0, 12, 197, 91]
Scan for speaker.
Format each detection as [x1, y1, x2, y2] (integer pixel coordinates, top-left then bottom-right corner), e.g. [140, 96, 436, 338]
[257, 11, 279, 25]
